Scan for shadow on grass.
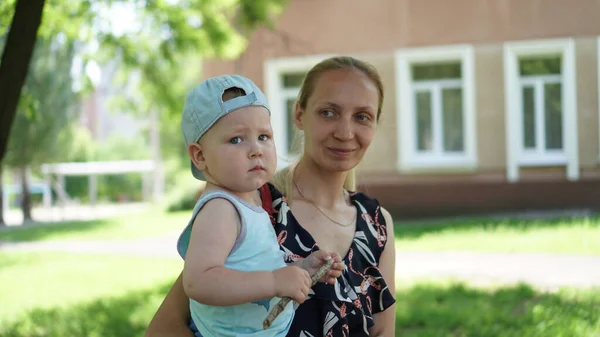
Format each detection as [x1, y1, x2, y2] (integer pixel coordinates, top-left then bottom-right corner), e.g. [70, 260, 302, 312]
[0, 218, 111, 243]
[2, 281, 598, 337]
[395, 214, 600, 240]
[396, 282, 600, 337]
[0, 281, 173, 337]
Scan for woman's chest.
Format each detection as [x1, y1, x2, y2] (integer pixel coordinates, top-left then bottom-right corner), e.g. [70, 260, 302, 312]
[288, 204, 357, 258]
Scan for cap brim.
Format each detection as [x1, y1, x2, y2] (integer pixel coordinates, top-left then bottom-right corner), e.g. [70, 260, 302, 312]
[191, 161, 205, 180]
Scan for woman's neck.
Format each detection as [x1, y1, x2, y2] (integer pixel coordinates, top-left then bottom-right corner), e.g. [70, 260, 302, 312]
[293, 157, 349, 209]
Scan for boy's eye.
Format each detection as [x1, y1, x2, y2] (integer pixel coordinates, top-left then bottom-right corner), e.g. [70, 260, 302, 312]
[229, 137, 242, 144]
[258, 134, 269, 141]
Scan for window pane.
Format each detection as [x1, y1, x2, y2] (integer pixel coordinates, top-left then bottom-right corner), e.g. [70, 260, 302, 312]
[282, 73, 305, 88]
[544, 83, 562, 150]
[285, 99, 302, 155]
[415, 91, 433, 151]
[441, 88, 464, 152]
[522, 86, 536, 149]
[519, 56, 561, 76]
[412, 62, 461, 81]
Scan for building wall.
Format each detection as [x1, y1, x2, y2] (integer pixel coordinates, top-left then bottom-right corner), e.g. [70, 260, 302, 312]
[203, 0, 600, 88]
[355, 54, 398, 173]
[200, 0, 600, 216]
[576, 37, 600, 169]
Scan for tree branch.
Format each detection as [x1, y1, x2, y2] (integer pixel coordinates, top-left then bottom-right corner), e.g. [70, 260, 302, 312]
[0, 0, 46, 163]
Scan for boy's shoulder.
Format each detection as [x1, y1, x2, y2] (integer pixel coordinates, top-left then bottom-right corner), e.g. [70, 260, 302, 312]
[191, 190, 243, 220]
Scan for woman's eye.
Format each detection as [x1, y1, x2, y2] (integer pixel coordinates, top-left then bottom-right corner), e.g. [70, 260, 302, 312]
[229, 137, 242, 144]
[356, 114, 370, 122]
[320, 110, 335, 117]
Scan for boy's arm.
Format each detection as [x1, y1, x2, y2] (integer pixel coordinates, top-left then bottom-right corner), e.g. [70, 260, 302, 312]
[183, 198, 278, 306]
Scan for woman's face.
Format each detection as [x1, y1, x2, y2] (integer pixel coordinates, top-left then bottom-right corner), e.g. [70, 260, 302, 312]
[295, 69, 380, 173]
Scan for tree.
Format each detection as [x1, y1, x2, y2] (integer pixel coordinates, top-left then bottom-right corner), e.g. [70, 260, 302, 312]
[0, 164, 4, 226]
[0, 0, 287, 166]
[0, 0, 45, 173]
[3, 36, 79, 223]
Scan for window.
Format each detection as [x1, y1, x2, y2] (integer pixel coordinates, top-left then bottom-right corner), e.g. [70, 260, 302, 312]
[264, 55, 334, 169]
[281, 73, 305, 156]
[503, 39, 578, 182]
[519, 57, 563, 155]
[395, 45, 476, 171]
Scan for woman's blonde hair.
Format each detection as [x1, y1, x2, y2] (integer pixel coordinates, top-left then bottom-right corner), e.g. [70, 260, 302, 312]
[270, 56, 384, 200]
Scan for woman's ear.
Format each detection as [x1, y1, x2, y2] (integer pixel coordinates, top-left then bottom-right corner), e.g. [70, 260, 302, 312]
[188, 142, 206, 171]
[294, 101, 304, 130]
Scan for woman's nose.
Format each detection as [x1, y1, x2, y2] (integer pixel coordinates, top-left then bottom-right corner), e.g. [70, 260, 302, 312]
[333, 119, 354, 140]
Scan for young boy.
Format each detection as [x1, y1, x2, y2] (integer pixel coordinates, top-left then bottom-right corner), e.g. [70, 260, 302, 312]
[176, 75, 338, 337]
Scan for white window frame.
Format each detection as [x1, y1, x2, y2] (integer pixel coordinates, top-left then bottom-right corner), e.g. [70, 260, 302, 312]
[263, 54, 335, 169]
[394, 44, 477, 171]
[503, 38, 578, 182]
[597, 36, 600, 162]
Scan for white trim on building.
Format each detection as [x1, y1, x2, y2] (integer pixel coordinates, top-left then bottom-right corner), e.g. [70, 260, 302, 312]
[503, 38, 578, 182]
[394, 44, 477, 171]
[597, 36, 600, 162]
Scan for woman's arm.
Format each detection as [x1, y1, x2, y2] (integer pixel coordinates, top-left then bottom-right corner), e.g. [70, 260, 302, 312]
[369, 207, 396, 337]
[144, 271, 195, 337]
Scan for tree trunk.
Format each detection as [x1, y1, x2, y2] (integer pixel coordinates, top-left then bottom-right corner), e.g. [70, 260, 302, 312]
[0, 0, 46, 164]
[19, 166, 32, 223]
[0, 162, 4, 226]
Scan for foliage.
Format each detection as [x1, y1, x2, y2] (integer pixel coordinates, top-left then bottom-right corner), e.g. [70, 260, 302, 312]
[3, 36, 79, 169]
[2, 0, 286, 119]
[163, 169, 204, 212]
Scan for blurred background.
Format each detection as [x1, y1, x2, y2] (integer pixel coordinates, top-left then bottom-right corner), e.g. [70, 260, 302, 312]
[1, 0, 599, 336]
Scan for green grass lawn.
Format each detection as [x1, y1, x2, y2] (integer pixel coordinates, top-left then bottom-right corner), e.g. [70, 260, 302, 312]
[395, 215, 600, 255]
[0, 251, 598, 337]
[0, 210, 190, 243]
[395, 281, 600, 336]
[0, 252, 183, 325]
[2, 210, 599, 256]
[1, 212, 600, 336]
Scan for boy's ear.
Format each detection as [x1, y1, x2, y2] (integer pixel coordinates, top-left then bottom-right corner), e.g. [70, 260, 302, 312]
[188, 143, 206, 171]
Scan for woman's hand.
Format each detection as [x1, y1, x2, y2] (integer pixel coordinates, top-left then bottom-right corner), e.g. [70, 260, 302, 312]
[301, 250, 345, 284]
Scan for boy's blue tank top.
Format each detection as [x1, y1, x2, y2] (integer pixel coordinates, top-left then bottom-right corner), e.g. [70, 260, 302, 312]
[177, 190, 294, 337]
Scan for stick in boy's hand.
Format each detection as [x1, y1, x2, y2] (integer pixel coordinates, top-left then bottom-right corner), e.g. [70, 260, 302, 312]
[263, 258, 335, 329]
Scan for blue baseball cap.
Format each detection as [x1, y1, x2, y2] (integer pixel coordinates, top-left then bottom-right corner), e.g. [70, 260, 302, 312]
[181, 75, 271, 180]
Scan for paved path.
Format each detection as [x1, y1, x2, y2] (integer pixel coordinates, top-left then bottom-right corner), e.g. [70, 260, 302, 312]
[1, 235, 599, 289]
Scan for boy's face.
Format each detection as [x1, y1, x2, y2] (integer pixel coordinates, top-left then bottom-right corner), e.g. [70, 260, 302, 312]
[192, 106, 277, 193]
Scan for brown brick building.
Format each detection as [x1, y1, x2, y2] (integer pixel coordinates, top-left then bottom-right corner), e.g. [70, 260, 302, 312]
[202, 0, 600, 218]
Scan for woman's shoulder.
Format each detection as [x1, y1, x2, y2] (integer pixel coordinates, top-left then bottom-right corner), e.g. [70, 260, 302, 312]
[349, 189, 381, 209]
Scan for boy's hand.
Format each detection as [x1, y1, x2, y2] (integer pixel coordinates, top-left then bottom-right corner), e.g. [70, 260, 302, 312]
[272, 266, 312, 303]
[301, 250, 345, 285]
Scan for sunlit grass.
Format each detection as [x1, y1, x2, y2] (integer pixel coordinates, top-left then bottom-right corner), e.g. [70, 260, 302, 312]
[0, 210, 190, 243]
[1, 251, 598, 337]
[395, 216, 600, 255]
[0, 252, 183, 325]
[394, 281, 600, 337]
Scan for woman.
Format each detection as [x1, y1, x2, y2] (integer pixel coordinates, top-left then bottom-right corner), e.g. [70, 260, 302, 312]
[145, 56, 396, 336]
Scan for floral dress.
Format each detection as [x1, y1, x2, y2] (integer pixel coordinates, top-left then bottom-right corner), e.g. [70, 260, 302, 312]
[260, 183, 396, 337]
